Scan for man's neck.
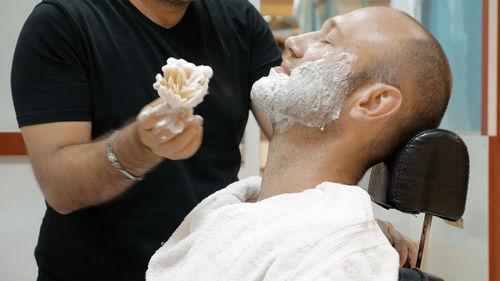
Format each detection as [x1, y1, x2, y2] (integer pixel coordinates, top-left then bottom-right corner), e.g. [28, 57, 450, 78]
[129, 0, 191, 29]
[257, 126, 368, 201]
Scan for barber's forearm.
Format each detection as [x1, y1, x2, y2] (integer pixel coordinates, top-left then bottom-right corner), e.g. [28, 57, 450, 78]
[32, 97, 204, 214]
[40, 122, 162, 214]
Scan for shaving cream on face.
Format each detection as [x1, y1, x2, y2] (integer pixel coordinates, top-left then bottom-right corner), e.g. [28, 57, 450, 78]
[250, 52, 357, 134]
[139, 58, 213, 134]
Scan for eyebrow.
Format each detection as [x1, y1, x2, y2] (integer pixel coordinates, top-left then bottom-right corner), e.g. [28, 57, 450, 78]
[321, 18, 341, 41]
[322, 18, 337, 31]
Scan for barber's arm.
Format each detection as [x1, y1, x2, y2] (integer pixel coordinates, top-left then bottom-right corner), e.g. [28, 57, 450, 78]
[21, 98, 203, 215]
[12, 4, 203, 215]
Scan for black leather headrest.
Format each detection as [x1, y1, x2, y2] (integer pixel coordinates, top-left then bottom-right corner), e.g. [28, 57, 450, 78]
[368, 129, 469, 221]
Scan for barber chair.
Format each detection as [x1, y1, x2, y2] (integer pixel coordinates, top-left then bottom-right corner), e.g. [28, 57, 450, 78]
[368, 129, 470, 281]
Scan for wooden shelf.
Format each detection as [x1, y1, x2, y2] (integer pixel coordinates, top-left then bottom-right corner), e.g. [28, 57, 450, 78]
[261, 0, 294, 16]
[261, 0, 390, 16]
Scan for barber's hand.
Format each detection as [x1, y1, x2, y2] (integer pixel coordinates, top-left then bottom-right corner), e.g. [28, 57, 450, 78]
[137, 98, 203, 160]
[376, 219, 418, 268]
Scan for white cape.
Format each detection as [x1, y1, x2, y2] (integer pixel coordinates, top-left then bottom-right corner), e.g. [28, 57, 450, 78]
[147, 177, 398, 281]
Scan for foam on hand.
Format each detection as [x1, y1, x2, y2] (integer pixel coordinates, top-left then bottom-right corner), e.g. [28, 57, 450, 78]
[153, 58, 213, 111]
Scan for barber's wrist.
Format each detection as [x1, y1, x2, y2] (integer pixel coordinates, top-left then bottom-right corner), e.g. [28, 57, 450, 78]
[111, 122, 162, 178]
[107, 129, 143, 181]
[131, 122, 161, 159]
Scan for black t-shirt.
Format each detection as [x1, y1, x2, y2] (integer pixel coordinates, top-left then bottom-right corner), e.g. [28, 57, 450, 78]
[11, 0, 281, 280]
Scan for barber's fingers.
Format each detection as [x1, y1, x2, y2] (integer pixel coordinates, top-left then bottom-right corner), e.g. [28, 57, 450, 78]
[388, 226, 418, 268]
[407, 238, 418, 268]
[140, 109, 188, 131]
[171, 123, 204, 160]
[400, 239, 417, 268]
[137, 113, 180, 147]
[376, 219, 394, 245]
[137, 99, 186, 130]
[138, 122, 177, 146]
[376, 219, 418, 268]
[148, 116, 203, 160]
[155, 117, 203, 160]
[389, 226, 409, 267]
[153, 117, 189, 143]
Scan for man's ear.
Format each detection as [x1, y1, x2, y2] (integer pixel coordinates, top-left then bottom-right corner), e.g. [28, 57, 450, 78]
[349, 83, 402, 121]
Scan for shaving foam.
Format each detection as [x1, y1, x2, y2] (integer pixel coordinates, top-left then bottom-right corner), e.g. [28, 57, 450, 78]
[250, 52, 357, 134]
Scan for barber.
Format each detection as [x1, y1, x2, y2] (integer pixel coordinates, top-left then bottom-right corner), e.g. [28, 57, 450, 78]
[11, 0, 415, 280]
[12, 0, 280, 280]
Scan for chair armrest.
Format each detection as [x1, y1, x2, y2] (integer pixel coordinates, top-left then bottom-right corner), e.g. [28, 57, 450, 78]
[399, 268, 444, 281]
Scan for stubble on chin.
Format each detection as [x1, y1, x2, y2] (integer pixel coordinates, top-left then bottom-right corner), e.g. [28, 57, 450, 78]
[157, 0, 194, 7]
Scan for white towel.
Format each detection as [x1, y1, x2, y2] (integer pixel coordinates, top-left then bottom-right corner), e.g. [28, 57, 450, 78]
[146, 176, 399, 281]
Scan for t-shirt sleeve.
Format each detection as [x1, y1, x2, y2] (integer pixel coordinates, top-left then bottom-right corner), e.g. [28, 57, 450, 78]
[11, 2, 91, 128]
[247, 4, 283, 87]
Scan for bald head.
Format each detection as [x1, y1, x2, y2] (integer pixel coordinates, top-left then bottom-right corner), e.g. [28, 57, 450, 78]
[272, 6, 451, 165]
[343, 7, 452, 163]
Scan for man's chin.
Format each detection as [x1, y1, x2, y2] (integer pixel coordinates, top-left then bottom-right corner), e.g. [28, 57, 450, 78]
[273, 66, 289, 76]
[158, 0, 194, 6]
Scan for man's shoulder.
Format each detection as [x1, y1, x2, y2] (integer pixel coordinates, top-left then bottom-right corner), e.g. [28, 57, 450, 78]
[203, 0, 260, 19]
[313, 182, 374, 213]
[39, 0, 123, 19]
[40, 0, 90, 11]
[41, 0, 115, 9]
[208, 177, 262, 204]
[316, 182, 368, 195]
[206, 0, 254, 9]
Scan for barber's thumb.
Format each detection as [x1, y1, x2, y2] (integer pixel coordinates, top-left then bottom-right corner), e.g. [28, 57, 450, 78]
[194, 115, 204, 126]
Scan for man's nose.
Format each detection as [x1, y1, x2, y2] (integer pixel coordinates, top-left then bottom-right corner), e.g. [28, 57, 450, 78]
[284, 35, 306, 58]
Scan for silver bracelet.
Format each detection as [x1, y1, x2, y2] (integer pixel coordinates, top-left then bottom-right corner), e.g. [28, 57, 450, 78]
[106, 129, 144, 182]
